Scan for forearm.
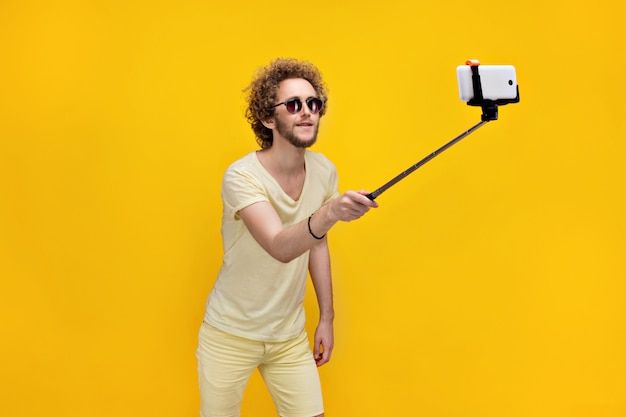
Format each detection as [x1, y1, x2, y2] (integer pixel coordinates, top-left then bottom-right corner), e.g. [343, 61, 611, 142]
[308, 240, 334, 323]
[238, 200, 336, 263]
[309, 241, 335, 366]
[240, 190, 377, 263]
[272, 203, 337, 262]
[278, 190, 376, 262]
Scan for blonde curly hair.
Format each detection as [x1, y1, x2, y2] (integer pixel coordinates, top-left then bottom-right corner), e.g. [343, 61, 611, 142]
[244, 58, 328, 149]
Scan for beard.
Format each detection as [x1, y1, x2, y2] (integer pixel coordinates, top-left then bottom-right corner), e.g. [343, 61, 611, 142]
[275, 117, 319, 148]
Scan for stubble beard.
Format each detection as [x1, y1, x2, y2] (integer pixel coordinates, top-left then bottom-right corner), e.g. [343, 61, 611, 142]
[275, 118, 319, 149]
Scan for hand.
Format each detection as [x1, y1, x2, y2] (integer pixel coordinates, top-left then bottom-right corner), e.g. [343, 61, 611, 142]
[329, 190, 378, 223]
[313, 320, 334, 367]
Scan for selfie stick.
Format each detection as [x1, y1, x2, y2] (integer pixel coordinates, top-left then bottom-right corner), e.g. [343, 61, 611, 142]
[366, 60, 518, 201]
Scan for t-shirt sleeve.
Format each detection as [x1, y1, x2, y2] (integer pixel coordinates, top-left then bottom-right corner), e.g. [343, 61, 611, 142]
[222, 163, 268, 221]
[325, 163, 340, 205]
[320, 155, 340, 205]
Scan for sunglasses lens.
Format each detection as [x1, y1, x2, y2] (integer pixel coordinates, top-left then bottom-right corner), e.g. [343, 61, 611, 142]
[284, 99, 302, 114]
[276, 98, 323, 114]
[307, 98, 323, 114]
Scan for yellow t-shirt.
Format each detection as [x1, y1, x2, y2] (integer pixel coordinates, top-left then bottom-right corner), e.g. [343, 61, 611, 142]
[203, 150, 340, 342]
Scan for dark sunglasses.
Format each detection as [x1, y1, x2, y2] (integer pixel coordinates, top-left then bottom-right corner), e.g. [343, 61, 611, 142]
[271, 97, 324, 114]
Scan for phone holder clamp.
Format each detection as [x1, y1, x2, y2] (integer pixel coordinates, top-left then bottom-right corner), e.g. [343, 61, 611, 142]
[466, 59, 520, 121]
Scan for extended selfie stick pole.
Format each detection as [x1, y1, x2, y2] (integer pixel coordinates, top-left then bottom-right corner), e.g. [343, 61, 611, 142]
[366, 60, 514, 201]
[365, 118, 491, 200]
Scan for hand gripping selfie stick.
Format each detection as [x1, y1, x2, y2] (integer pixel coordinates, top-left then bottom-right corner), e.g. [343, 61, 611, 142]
[366, 60, 520, 201]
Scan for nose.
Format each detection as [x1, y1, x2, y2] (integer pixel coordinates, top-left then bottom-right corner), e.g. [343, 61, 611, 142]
[301, 102, 312, 115]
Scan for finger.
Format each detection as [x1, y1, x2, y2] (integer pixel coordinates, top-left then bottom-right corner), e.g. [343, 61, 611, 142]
[356, 190, 379, 208]
[315, 352, 329, 367]
[317, 346, 332, 366]
[314, 342, 326, 363]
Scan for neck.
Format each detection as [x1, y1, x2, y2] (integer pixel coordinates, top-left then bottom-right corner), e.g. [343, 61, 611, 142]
[260, 138, 307, 175]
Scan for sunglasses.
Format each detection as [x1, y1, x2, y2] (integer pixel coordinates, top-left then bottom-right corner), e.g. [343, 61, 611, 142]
[271, 97, 324, 114]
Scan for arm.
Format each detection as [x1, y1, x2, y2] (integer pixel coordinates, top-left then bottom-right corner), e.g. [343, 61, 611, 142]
[308, 238, 334, 367]
[239, 190, 378, 263]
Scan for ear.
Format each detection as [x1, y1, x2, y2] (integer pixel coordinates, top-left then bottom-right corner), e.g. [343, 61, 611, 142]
[261, 118, 275, 130]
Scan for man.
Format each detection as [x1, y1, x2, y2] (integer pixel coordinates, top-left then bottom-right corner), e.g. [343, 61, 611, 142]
[197, 58, 378, 417]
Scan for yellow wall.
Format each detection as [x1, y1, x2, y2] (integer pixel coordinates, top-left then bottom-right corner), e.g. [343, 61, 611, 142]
[1, 1, 624, 416]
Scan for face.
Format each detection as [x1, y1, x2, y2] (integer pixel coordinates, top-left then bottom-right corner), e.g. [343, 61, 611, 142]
[269, 78, 321, 149]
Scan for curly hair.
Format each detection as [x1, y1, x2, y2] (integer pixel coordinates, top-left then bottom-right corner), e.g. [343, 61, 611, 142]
[244, 58, 328, 149]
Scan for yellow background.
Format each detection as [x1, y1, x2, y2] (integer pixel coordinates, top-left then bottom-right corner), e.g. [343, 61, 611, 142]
[1, 1, 625, 416]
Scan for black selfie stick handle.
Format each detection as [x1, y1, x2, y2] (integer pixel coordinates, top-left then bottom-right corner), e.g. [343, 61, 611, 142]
[365, 119, 490, 201]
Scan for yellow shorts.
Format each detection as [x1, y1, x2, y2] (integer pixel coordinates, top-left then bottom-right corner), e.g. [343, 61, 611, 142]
[196, 322, 324, 417]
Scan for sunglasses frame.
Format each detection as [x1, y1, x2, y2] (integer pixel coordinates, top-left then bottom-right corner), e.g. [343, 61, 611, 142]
[271, 97, 324, 114]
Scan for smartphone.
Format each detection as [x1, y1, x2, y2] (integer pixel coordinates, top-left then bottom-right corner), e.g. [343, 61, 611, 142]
[457, 65, 518, 102]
